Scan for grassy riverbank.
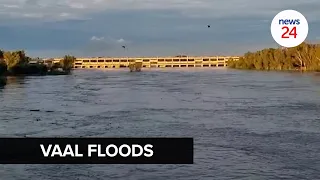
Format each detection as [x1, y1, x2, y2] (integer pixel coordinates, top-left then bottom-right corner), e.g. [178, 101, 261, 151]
[228, 42, 320, 71]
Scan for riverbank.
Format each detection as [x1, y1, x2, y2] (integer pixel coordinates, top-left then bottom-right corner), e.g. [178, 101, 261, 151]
[228, 42, 320, 71]
[0, 50, 75, 78]
[0, 70, 70, 88]
[1, 64, 71, 76]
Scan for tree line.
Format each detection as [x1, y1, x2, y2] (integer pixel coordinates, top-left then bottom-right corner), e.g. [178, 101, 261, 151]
[0, 49, 76, 76]
[228, 42, 320, 71]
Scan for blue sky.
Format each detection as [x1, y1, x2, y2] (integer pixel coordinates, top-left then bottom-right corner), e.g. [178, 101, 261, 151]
[0, 0, 319, 58]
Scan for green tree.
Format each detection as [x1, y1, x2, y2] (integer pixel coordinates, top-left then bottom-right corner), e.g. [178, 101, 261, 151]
[2, 50, 32, 71]
[60, 55, 76, 72]
[16, 50, 29, 65]
[3, 51, 21, 71]
[253, 51, 263, 70]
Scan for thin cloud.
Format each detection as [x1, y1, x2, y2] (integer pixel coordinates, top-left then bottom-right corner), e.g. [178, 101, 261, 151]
[116, 38, 125, 43]
[23, 13, 44, 18]
[90, 36, 129, 44]
[3, 4, 20, 8]
[90, 36, 104, 41]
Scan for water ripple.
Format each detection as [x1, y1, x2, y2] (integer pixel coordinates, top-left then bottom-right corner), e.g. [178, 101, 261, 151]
[1, 69, 320, 179]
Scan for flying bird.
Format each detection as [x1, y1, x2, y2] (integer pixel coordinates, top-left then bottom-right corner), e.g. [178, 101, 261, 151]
[122, 45, 126, 49]
[207, 25, 211, 28]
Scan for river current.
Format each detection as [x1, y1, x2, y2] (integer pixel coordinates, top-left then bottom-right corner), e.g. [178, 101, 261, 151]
[1, 68, 320, 180]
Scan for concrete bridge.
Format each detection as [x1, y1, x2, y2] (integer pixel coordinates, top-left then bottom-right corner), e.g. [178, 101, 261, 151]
[52, 56, 240, 69]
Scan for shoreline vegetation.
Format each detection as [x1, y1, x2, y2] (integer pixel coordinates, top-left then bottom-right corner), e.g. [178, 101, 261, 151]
[2, 42, 320, 87]
[0, 49, 75, 87]
[228, 42, 320, 71]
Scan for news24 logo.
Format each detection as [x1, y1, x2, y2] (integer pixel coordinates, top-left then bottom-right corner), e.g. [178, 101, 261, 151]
[271, 10, 308, 48]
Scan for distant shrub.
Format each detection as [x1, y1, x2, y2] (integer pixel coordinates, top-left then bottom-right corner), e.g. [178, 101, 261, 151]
[135, 62, 142, 72]
[129, 62, 142, 72]
[60, 55, 76, 72]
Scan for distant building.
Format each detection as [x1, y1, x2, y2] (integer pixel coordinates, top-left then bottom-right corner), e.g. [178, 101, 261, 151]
[29, 60, 39, 64]
[29, 59, 44, 64]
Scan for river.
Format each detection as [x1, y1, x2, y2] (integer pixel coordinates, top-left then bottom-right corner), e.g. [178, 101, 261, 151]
[1, 68, 320, 179]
